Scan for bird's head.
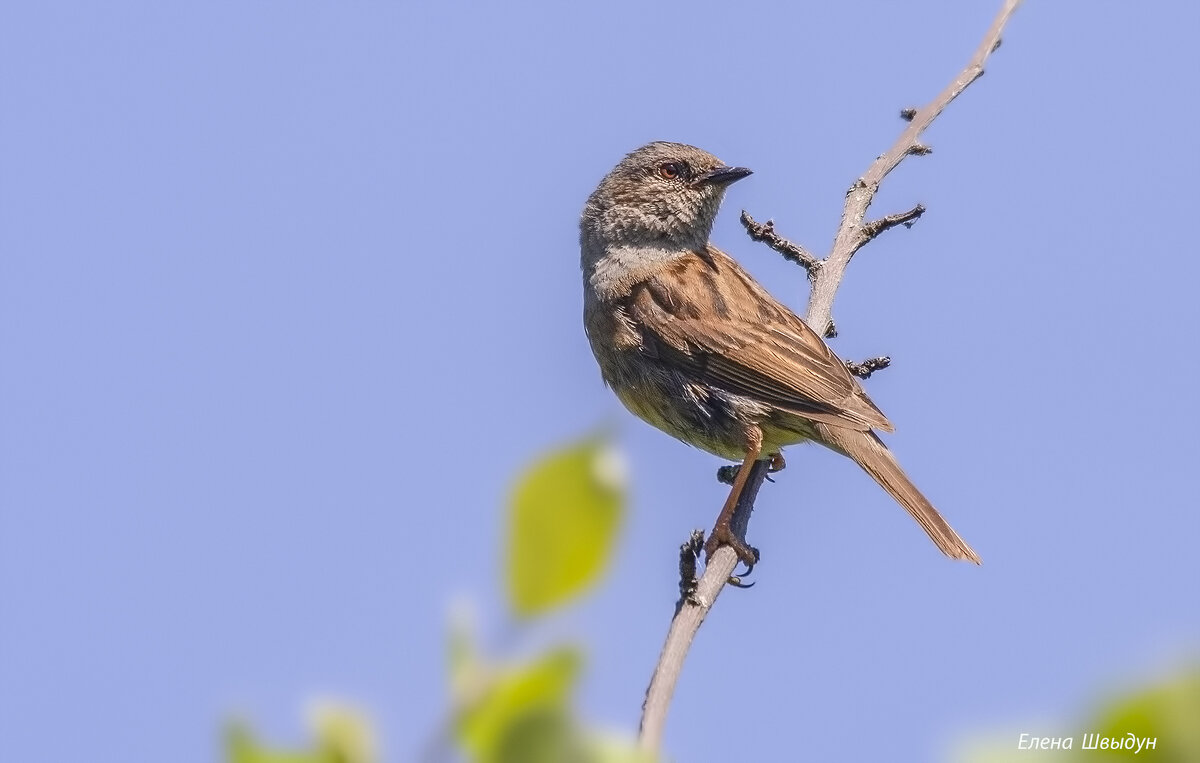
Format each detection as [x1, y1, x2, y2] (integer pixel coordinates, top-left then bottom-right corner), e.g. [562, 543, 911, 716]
[582, 142, 752, 251]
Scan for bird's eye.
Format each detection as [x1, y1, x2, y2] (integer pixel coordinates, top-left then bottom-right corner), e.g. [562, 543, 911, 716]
[658, 162, 684, 180]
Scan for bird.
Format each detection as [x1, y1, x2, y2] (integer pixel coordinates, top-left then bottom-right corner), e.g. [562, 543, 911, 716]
[579, 141, 980, 567]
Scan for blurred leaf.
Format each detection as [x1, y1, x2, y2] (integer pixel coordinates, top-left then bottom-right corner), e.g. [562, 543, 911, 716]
[448, 600, 486, 705]
[1092, 668, 1200, 761]
[308, 702, 376, 763]
[958, 667, 1200, 762]
[585, 732, 659, 763]
[456, 645, 583, 763]
[226, 724, 329, 763]
[225, 703, 375, 763]
[505, 436, 626, 618]
[958, 739, 1078, 763]
[493, 706, 590, 763]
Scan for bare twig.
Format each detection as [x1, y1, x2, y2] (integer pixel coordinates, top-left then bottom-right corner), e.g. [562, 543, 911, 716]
[845, 356, 892, 379]
[739, 211, 821, 276]
[863, 204, 926, 236]
[811, 0, 1022, 333]
[853, 203, 927, 253]
[640, 460, 771, 747]
[638, 0, 1023, 753]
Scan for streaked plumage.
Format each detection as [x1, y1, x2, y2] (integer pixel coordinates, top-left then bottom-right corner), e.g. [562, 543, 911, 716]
[581, 142, 979, 564]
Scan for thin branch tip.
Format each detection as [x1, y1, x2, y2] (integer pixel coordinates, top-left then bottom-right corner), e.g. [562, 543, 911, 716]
[740, 211, 821, 274]
[862, 203, 927, 238]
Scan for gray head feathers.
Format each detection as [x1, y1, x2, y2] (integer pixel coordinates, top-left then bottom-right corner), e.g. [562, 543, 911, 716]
[580, 142, 750, 255]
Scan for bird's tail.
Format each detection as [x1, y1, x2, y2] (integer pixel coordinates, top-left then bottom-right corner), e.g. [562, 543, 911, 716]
[815, 424, 981, 564]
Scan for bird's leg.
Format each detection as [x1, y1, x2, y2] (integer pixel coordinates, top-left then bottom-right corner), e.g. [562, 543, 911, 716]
[704, 446, 762, 569]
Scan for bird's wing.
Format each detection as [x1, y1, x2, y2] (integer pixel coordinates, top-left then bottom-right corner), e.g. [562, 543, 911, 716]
[625, 246, 894, 433]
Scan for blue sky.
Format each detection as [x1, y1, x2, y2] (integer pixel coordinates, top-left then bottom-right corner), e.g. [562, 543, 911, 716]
[2, 2, 1198, 761]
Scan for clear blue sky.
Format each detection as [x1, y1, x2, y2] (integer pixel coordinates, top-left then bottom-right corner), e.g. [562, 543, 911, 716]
[2, 2, 1198, 761]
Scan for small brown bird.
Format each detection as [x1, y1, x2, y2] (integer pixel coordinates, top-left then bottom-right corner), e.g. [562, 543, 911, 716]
[580, 141, 979, 566]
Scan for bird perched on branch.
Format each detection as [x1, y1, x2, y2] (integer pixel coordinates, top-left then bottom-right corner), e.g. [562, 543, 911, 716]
[580, 141, 980, 567]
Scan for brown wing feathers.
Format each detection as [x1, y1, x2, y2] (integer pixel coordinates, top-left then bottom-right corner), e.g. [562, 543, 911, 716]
[627, 247, 893, 433]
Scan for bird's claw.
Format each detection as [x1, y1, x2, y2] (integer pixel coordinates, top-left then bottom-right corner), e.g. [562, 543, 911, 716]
[703, 524, 760, 579]
[715, 465, 739, 485]
[728, 557, 757, 587]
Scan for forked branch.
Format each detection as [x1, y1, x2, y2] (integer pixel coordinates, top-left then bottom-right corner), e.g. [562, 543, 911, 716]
[638, 0, 1023, 753]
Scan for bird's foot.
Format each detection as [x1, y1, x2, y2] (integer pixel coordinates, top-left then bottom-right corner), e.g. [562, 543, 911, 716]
[704, 522, 760, 584]
[718, 454, 783, 485]
[715, 464, 739, 485]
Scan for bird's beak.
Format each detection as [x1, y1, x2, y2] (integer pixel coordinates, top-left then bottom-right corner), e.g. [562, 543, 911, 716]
[692, 165, 753, 187]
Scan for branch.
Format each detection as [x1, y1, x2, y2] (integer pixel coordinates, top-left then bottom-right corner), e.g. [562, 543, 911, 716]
[638, 0, 1022, 753]
[852, 203, 926, 255]
[639, 460, 771, 749]
[739, 211, 821, 277]
[811, 0, 1021, 334]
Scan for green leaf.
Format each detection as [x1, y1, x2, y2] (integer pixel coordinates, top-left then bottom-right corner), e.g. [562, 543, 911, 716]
[448, 601, 482, 704]
[224, 704, 375, 763]
[456, 646, 584, 763]
[505, 436, 626, 618]
[309, 703, 376, 763]
[492, 706, 589, 763]
[1091, 669, 1200, 761]
[585, 732, 659, 763]
[225, 724, 329, 763]
[956, 738, 1079, 763]
[957, 668, 1200, 763]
